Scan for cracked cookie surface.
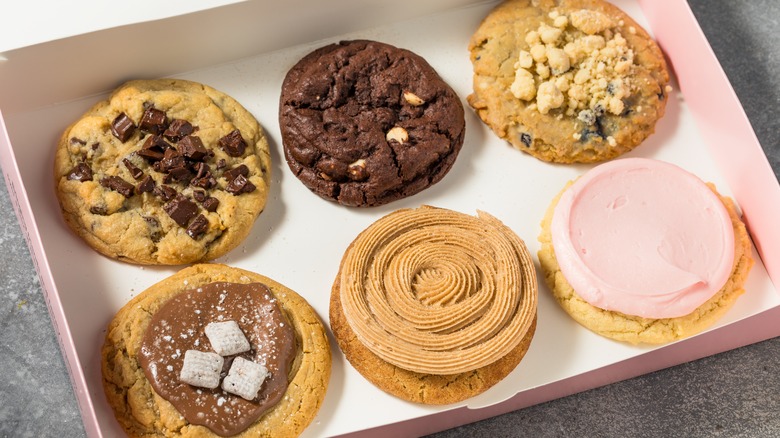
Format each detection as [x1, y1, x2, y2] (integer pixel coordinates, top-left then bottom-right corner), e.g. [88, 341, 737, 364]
[468, 0, 670, 163]
[538, 183, 754, 344]
[101, 264, 332, 437]
[279, 40, 465, 207]
[54, 79, 271, 265]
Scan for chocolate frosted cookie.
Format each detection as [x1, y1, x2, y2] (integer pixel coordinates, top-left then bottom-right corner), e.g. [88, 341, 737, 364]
[54, 79, 271, 264]
[279, 40, 465, 207]
[468, 0, 670, 163]
[102, 264, 332, 437]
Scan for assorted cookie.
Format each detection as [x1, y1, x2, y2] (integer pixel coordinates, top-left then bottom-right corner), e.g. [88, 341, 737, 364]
[330, 206, 537, 403]
[538, 158, 754, 344]
[468, 0, 671, 163]
[54, 78, 271, 265]
[44, 1, 754, 433]
[101, 264, 331, 437]
[279, 40, 466, 207]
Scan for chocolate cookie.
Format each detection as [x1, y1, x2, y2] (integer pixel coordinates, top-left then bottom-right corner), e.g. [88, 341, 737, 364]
[468, 0, 670, 163]
[101, 264, 332, 437]
[279, 40, 465, 207]
[54, 79, 271, 264]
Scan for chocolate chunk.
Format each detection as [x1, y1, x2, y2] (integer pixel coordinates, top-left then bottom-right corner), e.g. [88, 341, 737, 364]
[218, 129, 247, 157]
[226, 174, 256, 195]
[202, 197, 220, 212]
[179, 135, 209, 161]
[136, 175, 156, 193]
[138, 135, 170, 162]
[223, 164, 249, 181]
[67, 163, 93, 181]
[163, 194, 199, 227]
[154, 148, 185, 173]
[216, 159, 227, 170]
[100, 176, 134, 198]
[143, 216, 163, 243]
[191, 174, 217, 189]
[167, 165, 192, 183]
[91, 143, 100, 151]
[90, 205, 108, 215]
[192, 178, 216, 189]
[111, 113, 136, 142]
[163, 119, 194, 142]
[70, 137, 87, 146]
[139, 107, 168, 134]
[193, 190, 207, 202]
[186, 214, 209, 239]
[153, 185, 177, 201]
[122, 158, 145, 180]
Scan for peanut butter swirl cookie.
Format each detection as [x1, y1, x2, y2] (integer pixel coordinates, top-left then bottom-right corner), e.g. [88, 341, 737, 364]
[330, 206, 537, 404]
[468, 0, 670, 163]
[54, 79, 271, 264]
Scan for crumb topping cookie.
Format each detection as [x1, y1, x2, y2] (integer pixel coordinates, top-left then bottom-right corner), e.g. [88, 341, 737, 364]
[54, 79, 271, 265]
[101, 264, 331, 437]
[330, 206, 537, 403]
[279, 40, 465, 207]
[468, 0, 670, 163]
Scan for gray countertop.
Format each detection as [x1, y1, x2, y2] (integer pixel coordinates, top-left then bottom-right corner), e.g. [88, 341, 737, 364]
[1, 1, 778, 437]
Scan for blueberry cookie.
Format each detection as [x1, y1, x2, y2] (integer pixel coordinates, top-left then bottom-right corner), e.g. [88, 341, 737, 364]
[279, 40, 465, 207]
[468, 0, 670, 163]
[101, 264, 332, 437]
[54, 79, 271, 264]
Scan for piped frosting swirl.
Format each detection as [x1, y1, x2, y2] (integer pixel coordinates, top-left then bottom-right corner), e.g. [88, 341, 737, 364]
[339, 206, 537, 375]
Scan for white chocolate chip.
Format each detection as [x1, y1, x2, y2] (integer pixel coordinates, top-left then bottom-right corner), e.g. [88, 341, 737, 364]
[386, 126, 409, 144]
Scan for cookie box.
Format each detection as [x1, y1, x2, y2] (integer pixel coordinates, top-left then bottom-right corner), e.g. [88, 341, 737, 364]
[1, 0, 778, 436]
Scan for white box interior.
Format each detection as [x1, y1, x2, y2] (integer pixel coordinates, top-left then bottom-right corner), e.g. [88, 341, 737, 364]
[1, 1, 778, 436]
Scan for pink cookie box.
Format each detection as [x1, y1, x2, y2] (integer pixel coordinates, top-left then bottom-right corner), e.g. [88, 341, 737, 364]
[1, 0, 778, 436]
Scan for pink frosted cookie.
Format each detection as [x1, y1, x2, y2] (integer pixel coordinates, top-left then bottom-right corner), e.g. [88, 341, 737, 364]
[538, 158, 753, 343]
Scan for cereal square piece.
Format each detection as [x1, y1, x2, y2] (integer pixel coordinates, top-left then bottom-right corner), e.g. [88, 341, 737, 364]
[179, 350, 223, 389]
[205, 320, 251, 356]
[221, 357, 269, 400]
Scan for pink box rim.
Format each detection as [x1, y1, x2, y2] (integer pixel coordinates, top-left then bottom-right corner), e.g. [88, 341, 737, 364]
[0, 1, 778, 436]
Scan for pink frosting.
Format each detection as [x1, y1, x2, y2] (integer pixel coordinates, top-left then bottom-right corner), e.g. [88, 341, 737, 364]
[551, 158, 735, 319]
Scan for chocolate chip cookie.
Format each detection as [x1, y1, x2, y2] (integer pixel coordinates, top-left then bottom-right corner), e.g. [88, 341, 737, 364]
[279, 40, 466, 207]
[101, 264, 331, 437]
[468, 0, 670, 163]
[54, 79, 271, 264]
